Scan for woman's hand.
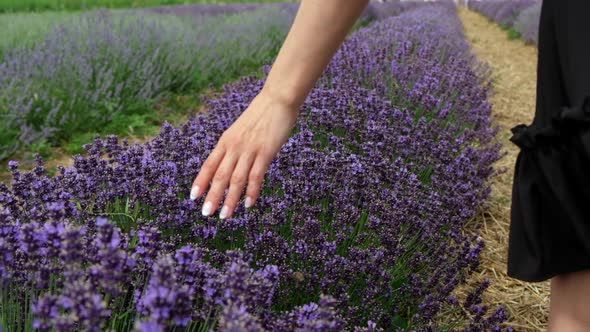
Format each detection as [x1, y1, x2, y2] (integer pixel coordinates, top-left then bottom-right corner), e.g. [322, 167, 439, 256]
[190, 90, 299, 219]
[188, 0, 369, 219]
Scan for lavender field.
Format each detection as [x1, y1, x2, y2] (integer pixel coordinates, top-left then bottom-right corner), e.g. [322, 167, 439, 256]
[468, 0, 541, 44]
[0, 0, 289, 13]
[1, 2, 515, 331]
[0, 4, 299, 159]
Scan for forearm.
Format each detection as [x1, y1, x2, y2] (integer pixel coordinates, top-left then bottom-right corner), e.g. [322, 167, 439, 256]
[261, 0, 369, 109]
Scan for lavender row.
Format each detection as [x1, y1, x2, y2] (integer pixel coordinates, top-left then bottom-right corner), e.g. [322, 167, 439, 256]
[0, 3, 509, 331]
[0, 5, 298, 160]
[0, 1, 407, 60]
[468, 0, 536, 28]
[144, 1, 425, 22]
[141, 2, 299, 16]
[513, 2, 541, 45]
[0, 11, 73, 58]
[0, 3, 287, 58]
[468, 0, 540, 44]
[141, 2, 263, 16]
[362, 1, 424, 21]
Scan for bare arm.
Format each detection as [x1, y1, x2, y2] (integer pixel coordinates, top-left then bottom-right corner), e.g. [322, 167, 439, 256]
[190, 0, 370, 219]
[262, 0, 370, 108]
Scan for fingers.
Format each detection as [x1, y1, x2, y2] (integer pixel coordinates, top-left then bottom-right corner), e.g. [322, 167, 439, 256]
[201, 153, 239, 217]
[191, 146, 226, 201]
[219, 153, 255, 219]
[244, 153, 271, 209]
[190, 143, 272, 219]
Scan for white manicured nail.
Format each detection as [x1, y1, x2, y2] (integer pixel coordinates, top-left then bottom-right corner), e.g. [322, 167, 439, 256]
[219, 205, 229, 219]
[244, 196, 253, 208]
[202, 201, 212, 216]
[190, 185, 200, 201]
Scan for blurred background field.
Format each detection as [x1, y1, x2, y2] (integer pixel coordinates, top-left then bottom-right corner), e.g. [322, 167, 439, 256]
[468, 0, 541, 45]
[0, 3, 300, 161]
[0, 0, 396, 163]
[0, 0, 290, 13]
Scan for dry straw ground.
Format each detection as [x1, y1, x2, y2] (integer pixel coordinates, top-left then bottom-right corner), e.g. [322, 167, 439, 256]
[458, 7, 550, 331]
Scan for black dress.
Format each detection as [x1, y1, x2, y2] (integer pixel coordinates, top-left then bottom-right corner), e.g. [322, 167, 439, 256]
[508, 0, 590, 282]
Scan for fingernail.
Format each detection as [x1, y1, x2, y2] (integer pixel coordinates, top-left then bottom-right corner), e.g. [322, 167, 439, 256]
[219, 205, 229, 219]
[202, 201, 212, 216]
[190, 185, 200, 201]
[244, 196, 253, 208]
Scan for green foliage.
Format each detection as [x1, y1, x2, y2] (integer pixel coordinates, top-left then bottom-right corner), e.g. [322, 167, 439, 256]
[103, 113, 161, 138]
[29, 139, 54, 159]
[392, 314, 410, 329]
[496, 22, 523, 41]
[65, 132, 99, 155]
[46, 166, 58, 177]
[64, 112, 163, 155]
[0, 124, 19, 160]
[507, 27, 521, 40]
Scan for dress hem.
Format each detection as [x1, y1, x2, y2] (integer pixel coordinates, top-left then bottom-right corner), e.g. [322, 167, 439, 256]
[508, 263, 590, 283]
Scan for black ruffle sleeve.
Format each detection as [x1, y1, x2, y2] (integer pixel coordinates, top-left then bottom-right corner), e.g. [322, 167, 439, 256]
[508, 96, 590, 282]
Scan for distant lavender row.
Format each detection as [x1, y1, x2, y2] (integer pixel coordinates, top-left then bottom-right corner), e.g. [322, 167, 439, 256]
[0, 5, 297, 160]
[0, 3, 283, 57]
[144, 1, 424, 21]
[0, 11, 74, 57]
[468, 0, 537, 28]
[0, 0, 289, 13]
[142, 2, 292, 16]
[0, 4, 510, 331]
[513, 1, 541, 45]
[0, 0, 411, 58]
[362, 1, 424, 21]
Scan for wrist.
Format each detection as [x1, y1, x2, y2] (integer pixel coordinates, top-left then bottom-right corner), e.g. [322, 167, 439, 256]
[259, 83, 304, 112]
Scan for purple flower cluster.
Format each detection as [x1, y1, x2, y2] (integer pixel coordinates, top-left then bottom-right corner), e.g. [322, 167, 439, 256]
[468, 0, 538, 28]
[0, 5, 297, 159]
[1, 3, 510, 331]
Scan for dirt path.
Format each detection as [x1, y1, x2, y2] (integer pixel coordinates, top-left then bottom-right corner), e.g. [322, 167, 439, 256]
[458, 8, 549, 331]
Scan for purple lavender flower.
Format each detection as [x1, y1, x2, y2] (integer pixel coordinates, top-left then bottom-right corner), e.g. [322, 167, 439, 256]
[33, 279, 111, 332]
[217, 301, 266, 332]
[136, 254, 193, 326]
[134, 321, 165, 332]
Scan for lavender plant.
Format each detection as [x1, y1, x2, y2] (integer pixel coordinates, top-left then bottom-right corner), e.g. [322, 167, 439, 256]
[0, 5, 297, 159]
[513, 2, 541, 45]
[1, 4, 510, 331]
